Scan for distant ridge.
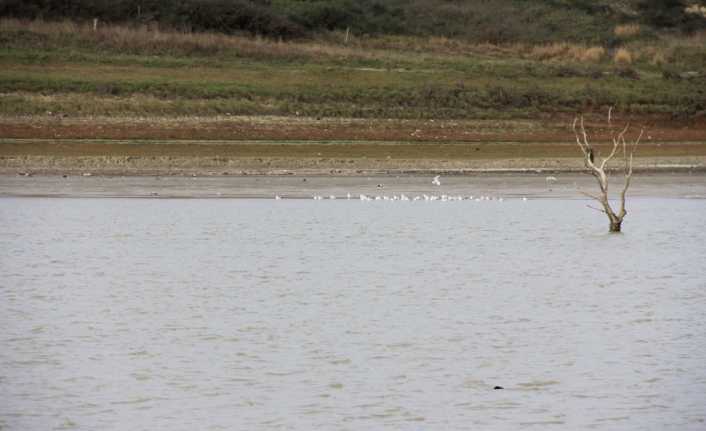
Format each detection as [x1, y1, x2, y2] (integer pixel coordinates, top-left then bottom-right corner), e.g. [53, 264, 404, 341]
[1, 0, 704, 43]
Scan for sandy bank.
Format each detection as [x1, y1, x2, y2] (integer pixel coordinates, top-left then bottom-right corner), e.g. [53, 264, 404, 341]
[2, 138, 705, 177]
[2, 173, 705, 199]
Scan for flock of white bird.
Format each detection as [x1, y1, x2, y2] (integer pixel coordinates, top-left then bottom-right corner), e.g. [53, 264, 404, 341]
[303, 194, 520, 202]
[272, 176, 531, 202]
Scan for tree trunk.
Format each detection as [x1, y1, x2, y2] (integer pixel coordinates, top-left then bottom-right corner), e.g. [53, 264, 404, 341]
[609, 219, 622, 232]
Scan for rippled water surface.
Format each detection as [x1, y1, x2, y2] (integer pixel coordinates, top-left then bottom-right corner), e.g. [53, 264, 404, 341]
[2, 197, 706, 430]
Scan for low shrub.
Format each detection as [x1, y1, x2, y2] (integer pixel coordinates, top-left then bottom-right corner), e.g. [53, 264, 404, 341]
[616, 67, 640, 80]
[580, 46, 605, 62]
[614, 24, 641, 38]
[613, 47, 633, 64]
[530, 43, 605, 63]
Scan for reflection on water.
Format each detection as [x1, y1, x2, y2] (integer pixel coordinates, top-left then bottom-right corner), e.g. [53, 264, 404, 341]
[1, 197, 705, 430]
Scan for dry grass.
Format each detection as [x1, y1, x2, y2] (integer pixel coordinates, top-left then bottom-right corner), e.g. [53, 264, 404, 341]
[626, 30, 706, 66]
[650, 51, 667, 66]
[528, 43, 605, 63]
[685, 4, 706, 18]
[0, 18, 390, 63]
[1, 18, 614, 65]
[639, 46, 667, 66]
[614, 24, 641, 38]
[662, 30, 706, 47]
[613, 48, 634, 64]
[363, 37, 608, 63]
[579, 47, 606, 62]
[3, 17, 704, 71]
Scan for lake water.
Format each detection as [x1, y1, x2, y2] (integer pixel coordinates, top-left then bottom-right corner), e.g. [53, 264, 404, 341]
[1, 195, 706, 430]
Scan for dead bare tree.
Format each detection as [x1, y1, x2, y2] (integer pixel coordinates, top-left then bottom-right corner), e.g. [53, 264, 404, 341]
[573, 109, 644, 232]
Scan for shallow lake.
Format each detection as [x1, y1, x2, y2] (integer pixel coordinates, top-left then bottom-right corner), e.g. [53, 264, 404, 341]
[1, 196, 705, 430]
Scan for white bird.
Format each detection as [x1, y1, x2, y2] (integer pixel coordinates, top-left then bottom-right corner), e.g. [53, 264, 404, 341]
[432, 175, 441, 186]
[275, 194, 281, 200]
[545, 176, 558, 182]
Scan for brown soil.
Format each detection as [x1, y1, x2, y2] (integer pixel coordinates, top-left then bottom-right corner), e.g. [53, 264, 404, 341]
[1, 114, 705, 143]
[2, 114, 705, 176]
[3, 140, 706, 159]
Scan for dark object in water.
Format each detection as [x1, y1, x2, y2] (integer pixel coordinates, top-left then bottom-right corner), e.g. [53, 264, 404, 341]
[494, 386, 504, 390]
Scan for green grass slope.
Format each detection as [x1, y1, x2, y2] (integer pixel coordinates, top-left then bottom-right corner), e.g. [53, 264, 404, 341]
[1, 18, 705, 119]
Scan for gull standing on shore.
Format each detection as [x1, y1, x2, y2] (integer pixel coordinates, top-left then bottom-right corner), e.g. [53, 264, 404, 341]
[432, 175, 441, 186]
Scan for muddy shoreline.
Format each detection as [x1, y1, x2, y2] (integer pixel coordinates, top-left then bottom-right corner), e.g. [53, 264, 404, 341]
[2, 115, 705, 176]
[3, 155, 704, 177]
[2, 173, 705, 199]
[2, 140, 705, 177]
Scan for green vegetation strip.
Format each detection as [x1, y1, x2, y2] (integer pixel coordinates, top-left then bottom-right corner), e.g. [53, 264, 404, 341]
[1, 19, 705, 119]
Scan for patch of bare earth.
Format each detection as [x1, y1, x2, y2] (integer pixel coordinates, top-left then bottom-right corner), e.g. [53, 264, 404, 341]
[1, 115, 705, 175]
[1, 114, 705, 142]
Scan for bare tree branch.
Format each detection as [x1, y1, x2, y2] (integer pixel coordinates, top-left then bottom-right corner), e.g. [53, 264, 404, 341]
[578, 189, 602, 201]
[573, 115, 601, 177]
[586, 204, 607, 214]
[572, 117, 589, 156]
[618, 128, 644, 218]
[600, 122, 630, 171]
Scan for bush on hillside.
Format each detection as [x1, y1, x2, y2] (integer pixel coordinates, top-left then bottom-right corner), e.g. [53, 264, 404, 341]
[1, 0, 702, 41]
[638, 0, 706, 32]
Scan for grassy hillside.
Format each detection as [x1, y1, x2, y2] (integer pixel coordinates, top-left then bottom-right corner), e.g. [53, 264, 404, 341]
[2, 0, 705, 43]
[0, 18, 704, 120]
